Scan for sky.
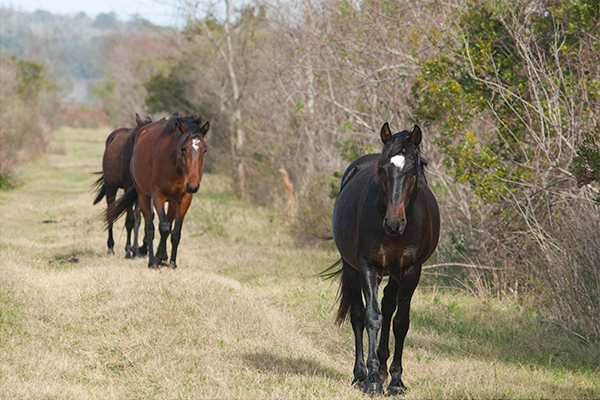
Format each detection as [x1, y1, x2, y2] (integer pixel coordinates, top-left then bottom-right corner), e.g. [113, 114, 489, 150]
[1, 0, 181, 26]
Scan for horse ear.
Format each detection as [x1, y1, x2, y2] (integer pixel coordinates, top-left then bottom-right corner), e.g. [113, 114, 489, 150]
[380, 122, 392, 145]
[200, 121, 210, 137]
[135, 113, 144, 127]
[410, 125, 422, 147]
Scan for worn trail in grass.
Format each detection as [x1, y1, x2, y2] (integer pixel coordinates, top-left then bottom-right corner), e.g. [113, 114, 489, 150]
[1, 127, 598, 399]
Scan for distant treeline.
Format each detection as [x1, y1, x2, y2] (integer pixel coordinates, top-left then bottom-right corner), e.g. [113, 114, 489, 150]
[0, 8, 170, 101]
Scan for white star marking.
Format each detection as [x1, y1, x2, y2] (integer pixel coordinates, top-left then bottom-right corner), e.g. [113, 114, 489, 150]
[390, 155, 405, 169]
[192, 139, 200, 151]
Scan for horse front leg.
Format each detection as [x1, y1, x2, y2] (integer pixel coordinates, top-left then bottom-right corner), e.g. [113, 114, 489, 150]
[124, 205, 134, 258]
[138, 194, 156, 268]
[339, 260, 367, 387]
[153, 195, 170, 266]
[387, 264, 421, 396]
[168, 194, 192, 270]
[132, 201, 146, 257]
[359, 257, 384, 395]
[105, 185, 118, 255]
[377, 277, 399, 382]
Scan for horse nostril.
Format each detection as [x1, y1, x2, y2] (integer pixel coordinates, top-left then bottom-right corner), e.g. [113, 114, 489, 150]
[384, 217, 406, 235]
[186, 183, 199, 193]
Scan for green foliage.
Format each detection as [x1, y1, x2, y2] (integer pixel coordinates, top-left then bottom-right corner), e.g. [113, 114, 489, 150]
[412, 0, 599, 203]
[91, 75, 119, 123]
[573, 124, 600, 201]
[0, 56, 59, 189]
[411, 0, 600, 338]
[335, 136, 376, 162]
[183, 15, 223, 37]
[143, 72, 193, 114]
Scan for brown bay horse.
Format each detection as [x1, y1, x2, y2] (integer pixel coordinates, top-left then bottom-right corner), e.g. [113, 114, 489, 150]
[107, 114, 209, 269]
[92, 114, 151, 258]
[325, 123, 440, 396]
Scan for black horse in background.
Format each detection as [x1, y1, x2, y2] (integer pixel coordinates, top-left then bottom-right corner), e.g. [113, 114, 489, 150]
[326, 123, 440, 396]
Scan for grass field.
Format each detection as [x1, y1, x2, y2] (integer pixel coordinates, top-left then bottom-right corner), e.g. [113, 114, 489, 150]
[1, 127, 599, 399]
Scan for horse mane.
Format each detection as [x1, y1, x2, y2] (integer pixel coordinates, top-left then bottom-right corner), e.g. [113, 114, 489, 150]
[165, 114, 205, 151]
[121, 115, 153, 185]
[375, 130, 428, 183]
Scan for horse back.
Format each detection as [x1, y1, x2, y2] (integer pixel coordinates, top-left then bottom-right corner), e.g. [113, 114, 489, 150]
[339, 153, 379, 194]
[332, 154, 380, 267]
[102, 128, 132, 189]
[133, 119, 167, 146]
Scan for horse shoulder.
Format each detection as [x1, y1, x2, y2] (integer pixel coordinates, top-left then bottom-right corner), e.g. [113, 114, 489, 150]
[339, 154, 378, 193]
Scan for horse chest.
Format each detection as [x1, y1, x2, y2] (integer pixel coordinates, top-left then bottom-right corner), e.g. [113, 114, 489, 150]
[371, 241, 420, 275]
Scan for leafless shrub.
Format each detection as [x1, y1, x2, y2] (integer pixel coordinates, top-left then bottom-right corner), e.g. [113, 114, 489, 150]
[0, 57, 60, 188]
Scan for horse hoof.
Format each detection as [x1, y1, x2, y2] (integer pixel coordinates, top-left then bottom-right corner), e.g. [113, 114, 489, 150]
[170, 262, 177, 270]
[378, 368, 388, 382]
[351, 379, 365, 390]
[386, 385, 406, 396]
[363, 382, 383, 396]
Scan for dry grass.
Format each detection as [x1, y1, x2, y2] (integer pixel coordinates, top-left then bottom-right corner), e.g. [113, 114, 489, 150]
[1, 127, 598, 399]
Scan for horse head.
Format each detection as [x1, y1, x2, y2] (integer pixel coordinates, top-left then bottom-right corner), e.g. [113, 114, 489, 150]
[167, 115, 210, 194]
[375, 123, 425, 236]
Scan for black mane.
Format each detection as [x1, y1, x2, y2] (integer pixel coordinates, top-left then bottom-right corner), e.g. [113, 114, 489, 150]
[165, 114, 205, 150]
[375, 130, 428, 182]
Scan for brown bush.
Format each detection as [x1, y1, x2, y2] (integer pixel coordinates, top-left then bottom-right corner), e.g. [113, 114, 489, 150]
[0, 57, 60, 188]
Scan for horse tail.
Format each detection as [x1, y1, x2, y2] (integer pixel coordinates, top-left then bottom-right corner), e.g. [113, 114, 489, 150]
[319, 258, 353, 325]
[106, 186, 138, 226]
[91, 174, 106, 205]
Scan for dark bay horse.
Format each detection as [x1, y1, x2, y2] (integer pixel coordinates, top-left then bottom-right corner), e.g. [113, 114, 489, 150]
[327, 123, 440, 396]
[107, 114, 209, 269]
[92, 114, 151, 258]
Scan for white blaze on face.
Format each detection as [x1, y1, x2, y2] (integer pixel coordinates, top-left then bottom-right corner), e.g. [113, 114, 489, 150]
[192, 138, 200, 151]
[390, 155, 406, 169]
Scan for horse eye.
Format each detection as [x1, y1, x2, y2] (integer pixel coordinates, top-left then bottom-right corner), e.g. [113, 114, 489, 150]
[401, 148, 407, 155]
[182, 148, 187, 154]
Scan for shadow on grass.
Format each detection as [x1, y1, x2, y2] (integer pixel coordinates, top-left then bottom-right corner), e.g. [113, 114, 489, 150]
[409, 293, 600, 375]
[242, 352, 347, 381]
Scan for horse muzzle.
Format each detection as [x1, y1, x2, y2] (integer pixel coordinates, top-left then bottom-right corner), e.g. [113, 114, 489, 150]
[185, 182, 200, 193]
[383, 216, 406, 236]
